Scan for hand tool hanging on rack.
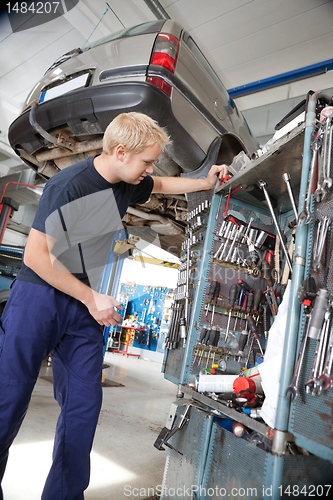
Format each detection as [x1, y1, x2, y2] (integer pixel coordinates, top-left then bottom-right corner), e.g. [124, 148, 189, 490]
[237, 325, 249, 360]
[300, 125, 324, 224]
[214, 220, 233, 260]
[205, 326, 220, 370]
[258, 179, 293, 274]
[305, 301, 332, 396]
[205, 279, 220, 323]
[225, 283, 238, 342]
[235, 280, 253, 330]
[261, 300, 270, 339]
[219, 222, 239, 262]
[247, 316, 264, 357]
[307, 288, 330, 341]
[282, 173, 299, 224]
[315, 307, 332, 396]
[179, 316, 187, 349]
[286, 277, 317, 402]
[280, 224, 297, 286]
[165, 303, 184, 349]
[313, 216, 331, 272]
[262, 260, 278, 316]
[253, 289, 262, 321]
[228, 217, 254, 266]
[315, 113, 333, 202]
[214, 215, 250, 264]
[233, 287, 247, 333]
[318, 324, 333, 390]
[225, 224, 246, 263]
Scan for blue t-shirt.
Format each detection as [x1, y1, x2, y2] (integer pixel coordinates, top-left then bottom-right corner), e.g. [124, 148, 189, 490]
[17, 155, 154, 289]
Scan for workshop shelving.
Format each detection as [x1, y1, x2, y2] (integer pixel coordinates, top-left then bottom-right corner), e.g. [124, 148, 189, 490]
[158, 91, 333, 499]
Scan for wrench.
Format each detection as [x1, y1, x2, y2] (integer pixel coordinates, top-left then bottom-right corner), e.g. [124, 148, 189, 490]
[318, 324, 333, 390]
[315, 117, 333, 202]
[286, 319, 310, 402]
[302, 128, 323, 224]
[313, 216, 330, 272]
[314, 307, 331, 396]
[282, 172, 298, 224]
[304, 305, 331, 395]
[322, 115, 333, 192]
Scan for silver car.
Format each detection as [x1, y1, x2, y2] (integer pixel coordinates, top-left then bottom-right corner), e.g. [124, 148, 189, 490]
[8, 19, 258, 254]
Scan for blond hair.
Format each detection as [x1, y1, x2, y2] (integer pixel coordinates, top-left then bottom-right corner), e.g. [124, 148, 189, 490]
[103, 112, 170, 155]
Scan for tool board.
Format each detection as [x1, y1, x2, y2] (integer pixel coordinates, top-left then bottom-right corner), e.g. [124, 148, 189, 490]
[159, 92, 333, 499]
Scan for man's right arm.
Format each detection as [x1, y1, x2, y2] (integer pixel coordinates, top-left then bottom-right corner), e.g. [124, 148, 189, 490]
[23, 228, 122, 327]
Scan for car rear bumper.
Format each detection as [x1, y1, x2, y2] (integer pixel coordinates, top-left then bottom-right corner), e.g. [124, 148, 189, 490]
[8, 81, 207, 173]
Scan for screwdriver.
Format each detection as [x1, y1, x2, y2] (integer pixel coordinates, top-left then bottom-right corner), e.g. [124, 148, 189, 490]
[205, 327, 219, 369]
[197, 327, 211, 367]
[205, 279, 220, 323]
[207, 327, 220, 347]
[238, 280, 254, 329]
[247, 316, 264, 357]
[261, 301, 270, 339]
[246, 289, 254, 314]
[237, 279, 252, 293]
[237, 324, 249, 359]
[199, 326, 210, 344]
[253, 289, 262, 318]
[233, 287, 246, 332]
[225, 283, 238, 342]
[262, 260, 278, 316]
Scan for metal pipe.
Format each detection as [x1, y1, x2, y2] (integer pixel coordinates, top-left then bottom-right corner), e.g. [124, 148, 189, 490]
[35, 139, 103, 162]
[29, 103, 75, 151]
[17, 148, 44, 169]
[126, 206, 170, 224]
[143, 0, 170, 19]
[258, 179, 293, 273]
[282, 172, 299, 223]
[0, 181, 43, 206]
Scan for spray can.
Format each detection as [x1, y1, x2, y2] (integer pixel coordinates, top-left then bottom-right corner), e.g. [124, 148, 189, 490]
[196, 374, 238, 393]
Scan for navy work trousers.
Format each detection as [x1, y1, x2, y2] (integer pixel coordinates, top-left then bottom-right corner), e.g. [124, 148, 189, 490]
[0, 280, 104, 500]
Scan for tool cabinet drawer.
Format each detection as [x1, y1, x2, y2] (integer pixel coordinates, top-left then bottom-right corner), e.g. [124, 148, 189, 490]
[160, 405, 213, 500]
[202, 421, 333, 500]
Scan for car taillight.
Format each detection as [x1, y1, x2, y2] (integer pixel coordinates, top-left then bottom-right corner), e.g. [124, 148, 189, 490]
[146, 76, 172, 97]
[150, 33, 179, 74]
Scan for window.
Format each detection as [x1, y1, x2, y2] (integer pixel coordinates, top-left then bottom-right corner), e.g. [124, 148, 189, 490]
[182, 32, 230, 102]
[87, 21, 165, 49]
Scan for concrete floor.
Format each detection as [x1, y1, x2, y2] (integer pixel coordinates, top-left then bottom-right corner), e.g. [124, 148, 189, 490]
[2, 352, 177, 500]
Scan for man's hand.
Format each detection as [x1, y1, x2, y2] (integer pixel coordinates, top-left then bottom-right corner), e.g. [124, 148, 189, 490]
[86, 291, 123, 327]
[152, 163, 230, 194]
[205, 164, 229, 190]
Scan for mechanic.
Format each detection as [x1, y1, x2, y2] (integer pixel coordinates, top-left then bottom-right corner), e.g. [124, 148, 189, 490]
[0, 112, 227, 500]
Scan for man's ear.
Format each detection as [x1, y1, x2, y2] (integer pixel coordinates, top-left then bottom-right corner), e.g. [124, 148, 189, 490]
[115, 144, 126, 161]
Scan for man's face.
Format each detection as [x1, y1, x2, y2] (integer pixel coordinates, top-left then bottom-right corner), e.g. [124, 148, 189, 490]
[121, 144, 161, 184]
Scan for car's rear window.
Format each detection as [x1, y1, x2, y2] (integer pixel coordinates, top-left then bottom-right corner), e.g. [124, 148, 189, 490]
[183, 32, 230, 102]
[87, 20, 165, 49]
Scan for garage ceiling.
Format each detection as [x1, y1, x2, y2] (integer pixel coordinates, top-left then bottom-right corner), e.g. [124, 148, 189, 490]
[0, 0, 333, 181]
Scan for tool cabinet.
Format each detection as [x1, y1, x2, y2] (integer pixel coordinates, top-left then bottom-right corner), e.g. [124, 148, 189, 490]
[158, 92, 333, 499]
